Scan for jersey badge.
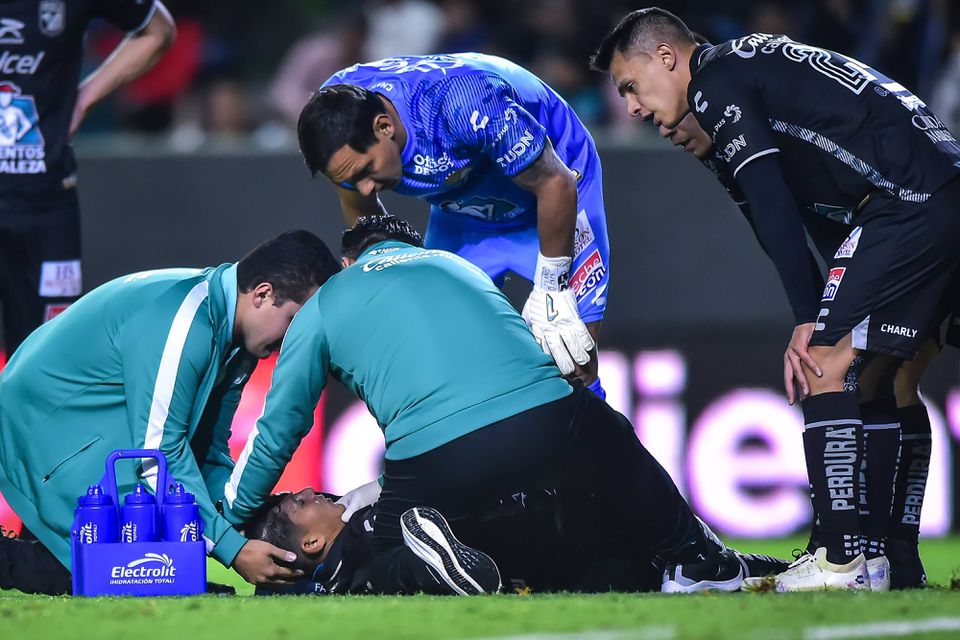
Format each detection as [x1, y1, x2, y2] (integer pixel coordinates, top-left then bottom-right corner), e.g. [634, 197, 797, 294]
[723, 104, 742, 123]
[834, 227, 862, 260]
[0, 82, 46, 175]
[39, 1, 65, 37]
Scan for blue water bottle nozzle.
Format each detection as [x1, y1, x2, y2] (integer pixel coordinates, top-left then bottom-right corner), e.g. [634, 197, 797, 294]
[74, 484, 117, 544]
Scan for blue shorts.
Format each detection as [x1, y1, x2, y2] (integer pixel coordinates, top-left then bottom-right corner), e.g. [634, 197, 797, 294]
[424, 172, 610, 324]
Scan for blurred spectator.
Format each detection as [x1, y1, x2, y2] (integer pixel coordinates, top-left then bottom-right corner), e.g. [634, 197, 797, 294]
[437, 0, 490, 53]
[931, 27, 960, 134]
[267, 11, 367, 126]
[364, 0, 446, 60]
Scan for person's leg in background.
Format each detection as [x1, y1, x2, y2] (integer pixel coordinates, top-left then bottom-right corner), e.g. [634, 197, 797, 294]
[1, 190, 82, 357]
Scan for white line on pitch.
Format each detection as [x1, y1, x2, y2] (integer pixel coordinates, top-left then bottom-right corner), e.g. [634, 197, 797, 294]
[804, 617, 960, 640]
[468, 627, 675, 640]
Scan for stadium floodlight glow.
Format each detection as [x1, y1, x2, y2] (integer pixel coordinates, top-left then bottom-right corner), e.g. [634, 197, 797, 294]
[597, 350, 631, 416]
[633, 350, 687, 397]
[322, 401, 385, 496]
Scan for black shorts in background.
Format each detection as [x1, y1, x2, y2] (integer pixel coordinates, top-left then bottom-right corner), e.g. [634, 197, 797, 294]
[0, 187, 82, 356]
[810, 178, 960, 359]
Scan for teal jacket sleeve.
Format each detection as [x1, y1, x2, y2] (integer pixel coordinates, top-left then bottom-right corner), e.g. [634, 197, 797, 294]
[119, 287, 247, 567]
[193, 354, 257, 505]
[221, 304, 329, 526]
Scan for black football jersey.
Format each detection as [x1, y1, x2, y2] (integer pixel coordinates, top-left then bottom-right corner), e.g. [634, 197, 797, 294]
[0, 0, 155, 194]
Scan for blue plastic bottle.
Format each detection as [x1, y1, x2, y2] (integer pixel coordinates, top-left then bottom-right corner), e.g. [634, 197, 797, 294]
[120, 484, 159, 542]
[74, 485, 118, 544]
[163, 483, 203, 542]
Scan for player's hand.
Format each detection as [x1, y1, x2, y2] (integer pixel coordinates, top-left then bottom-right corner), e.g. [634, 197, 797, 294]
[336, 479, 382, 523]
[783, 322, 823, 405]
[232, 539, 304, 587]
[523, 286, 595, 375]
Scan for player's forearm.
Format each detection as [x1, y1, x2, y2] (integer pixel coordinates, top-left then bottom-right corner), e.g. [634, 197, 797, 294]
[513, 143, 578, 258]
[736, 156, 823, 324]
[77, 4, 175, 114]
[534, 174, 577, 257]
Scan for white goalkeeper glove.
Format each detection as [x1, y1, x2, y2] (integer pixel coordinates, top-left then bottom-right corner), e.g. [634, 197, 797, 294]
[336, 479, 382, 522]
[522, 253, 595, 375]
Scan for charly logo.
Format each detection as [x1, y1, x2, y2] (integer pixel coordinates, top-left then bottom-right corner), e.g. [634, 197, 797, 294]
[469, 110, 489, 132]
[693, 91, 708, 113]
[110, 553, 177, 582]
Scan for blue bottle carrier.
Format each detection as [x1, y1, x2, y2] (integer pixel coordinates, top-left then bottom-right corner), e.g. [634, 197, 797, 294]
[71, 449, 206, 596]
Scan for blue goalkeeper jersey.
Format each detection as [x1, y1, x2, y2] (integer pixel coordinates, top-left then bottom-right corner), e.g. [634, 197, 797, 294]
[322, 53, 601, 225]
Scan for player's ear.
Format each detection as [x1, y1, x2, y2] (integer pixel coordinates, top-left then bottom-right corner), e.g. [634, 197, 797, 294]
[250, 282, 274, 308]
[373, 113, 394, 140]
[302, 534, 327, 557]
[341, 257, 356, 268]
[655, 43, 677, 72]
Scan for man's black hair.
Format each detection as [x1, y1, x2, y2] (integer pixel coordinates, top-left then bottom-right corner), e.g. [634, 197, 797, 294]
[297, 84, 388, 177]
[341, 215, 424, 260]
[244, 494, 315, 573]
[237, 230, 341, 305]
[590, 7, 696, 72]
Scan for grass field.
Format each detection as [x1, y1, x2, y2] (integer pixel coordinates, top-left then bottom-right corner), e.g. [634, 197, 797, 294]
[2, 536, 958, 640]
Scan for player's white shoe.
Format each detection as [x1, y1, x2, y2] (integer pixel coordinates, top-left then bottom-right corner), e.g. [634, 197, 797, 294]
[773, 547, 869, 592]
[866, 555, 891, 592]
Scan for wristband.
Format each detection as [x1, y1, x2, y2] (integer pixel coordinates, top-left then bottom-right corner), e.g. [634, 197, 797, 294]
[533, 253, 572, 292]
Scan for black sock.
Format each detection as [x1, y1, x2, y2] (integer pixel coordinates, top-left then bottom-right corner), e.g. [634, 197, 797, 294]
[859, 398, 900, 558]
[801, 391, 863, 564]
[890, 404, 932, 543]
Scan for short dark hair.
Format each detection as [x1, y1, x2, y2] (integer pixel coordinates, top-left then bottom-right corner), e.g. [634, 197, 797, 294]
[237, 230, 341, 305]
[341, 215, 424, 260]
[297, 84, 388, 177]
[244, 494, 315, 573]
[590, 7, 696, 72]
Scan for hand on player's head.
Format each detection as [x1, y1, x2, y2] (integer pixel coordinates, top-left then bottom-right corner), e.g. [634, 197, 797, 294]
[244, 489, 346, 571]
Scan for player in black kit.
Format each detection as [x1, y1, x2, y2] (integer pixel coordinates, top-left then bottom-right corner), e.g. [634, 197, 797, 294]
[0, 0, 174, 357]
[592, 8, 960, 591]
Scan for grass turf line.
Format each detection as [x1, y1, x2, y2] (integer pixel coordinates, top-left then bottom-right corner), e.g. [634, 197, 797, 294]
[0, 536, 957, 640]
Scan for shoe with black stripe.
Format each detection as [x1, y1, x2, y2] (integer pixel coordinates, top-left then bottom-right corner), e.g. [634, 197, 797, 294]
[401, 506, 502, 595]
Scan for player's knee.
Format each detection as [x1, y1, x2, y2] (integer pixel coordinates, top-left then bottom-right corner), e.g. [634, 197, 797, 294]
[893, 365, 923, 406]
[807, 344, 856, 394]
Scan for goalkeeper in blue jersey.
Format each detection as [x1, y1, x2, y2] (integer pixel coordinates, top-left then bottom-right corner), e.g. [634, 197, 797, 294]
[296, 53, 611, 398]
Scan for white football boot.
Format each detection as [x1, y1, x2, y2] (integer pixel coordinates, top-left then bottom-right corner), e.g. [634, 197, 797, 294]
[866, 555, 891, 592]
[773, 547, 869, 592]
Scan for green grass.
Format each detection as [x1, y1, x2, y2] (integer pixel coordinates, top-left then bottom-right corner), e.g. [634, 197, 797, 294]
[2, 537, 959, 640]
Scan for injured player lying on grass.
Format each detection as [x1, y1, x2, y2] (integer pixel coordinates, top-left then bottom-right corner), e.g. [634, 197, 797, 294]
[244, 486, 790, 595]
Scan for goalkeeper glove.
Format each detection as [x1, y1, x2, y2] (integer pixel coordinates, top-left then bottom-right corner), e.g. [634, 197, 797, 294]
[522, 252, 595, 375]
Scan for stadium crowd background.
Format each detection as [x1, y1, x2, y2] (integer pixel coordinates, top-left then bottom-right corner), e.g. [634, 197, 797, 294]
[76, 0, 960, 149]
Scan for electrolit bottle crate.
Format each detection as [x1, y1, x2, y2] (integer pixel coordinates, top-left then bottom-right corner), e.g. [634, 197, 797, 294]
[71, 449, 206, 596]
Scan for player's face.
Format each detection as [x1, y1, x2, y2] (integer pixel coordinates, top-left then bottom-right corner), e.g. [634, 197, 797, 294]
[280, 487, 345, 533]
[241, 285, 314, 358]
[325, 133, 403, 197]
[609, 48, 689, 129]
[660, 112, 713, 159]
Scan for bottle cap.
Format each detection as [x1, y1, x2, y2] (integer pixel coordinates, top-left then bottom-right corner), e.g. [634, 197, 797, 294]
[124, 483, 156, 505]
[77, 484, 113, 507]
[165, 482, 196, 505]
